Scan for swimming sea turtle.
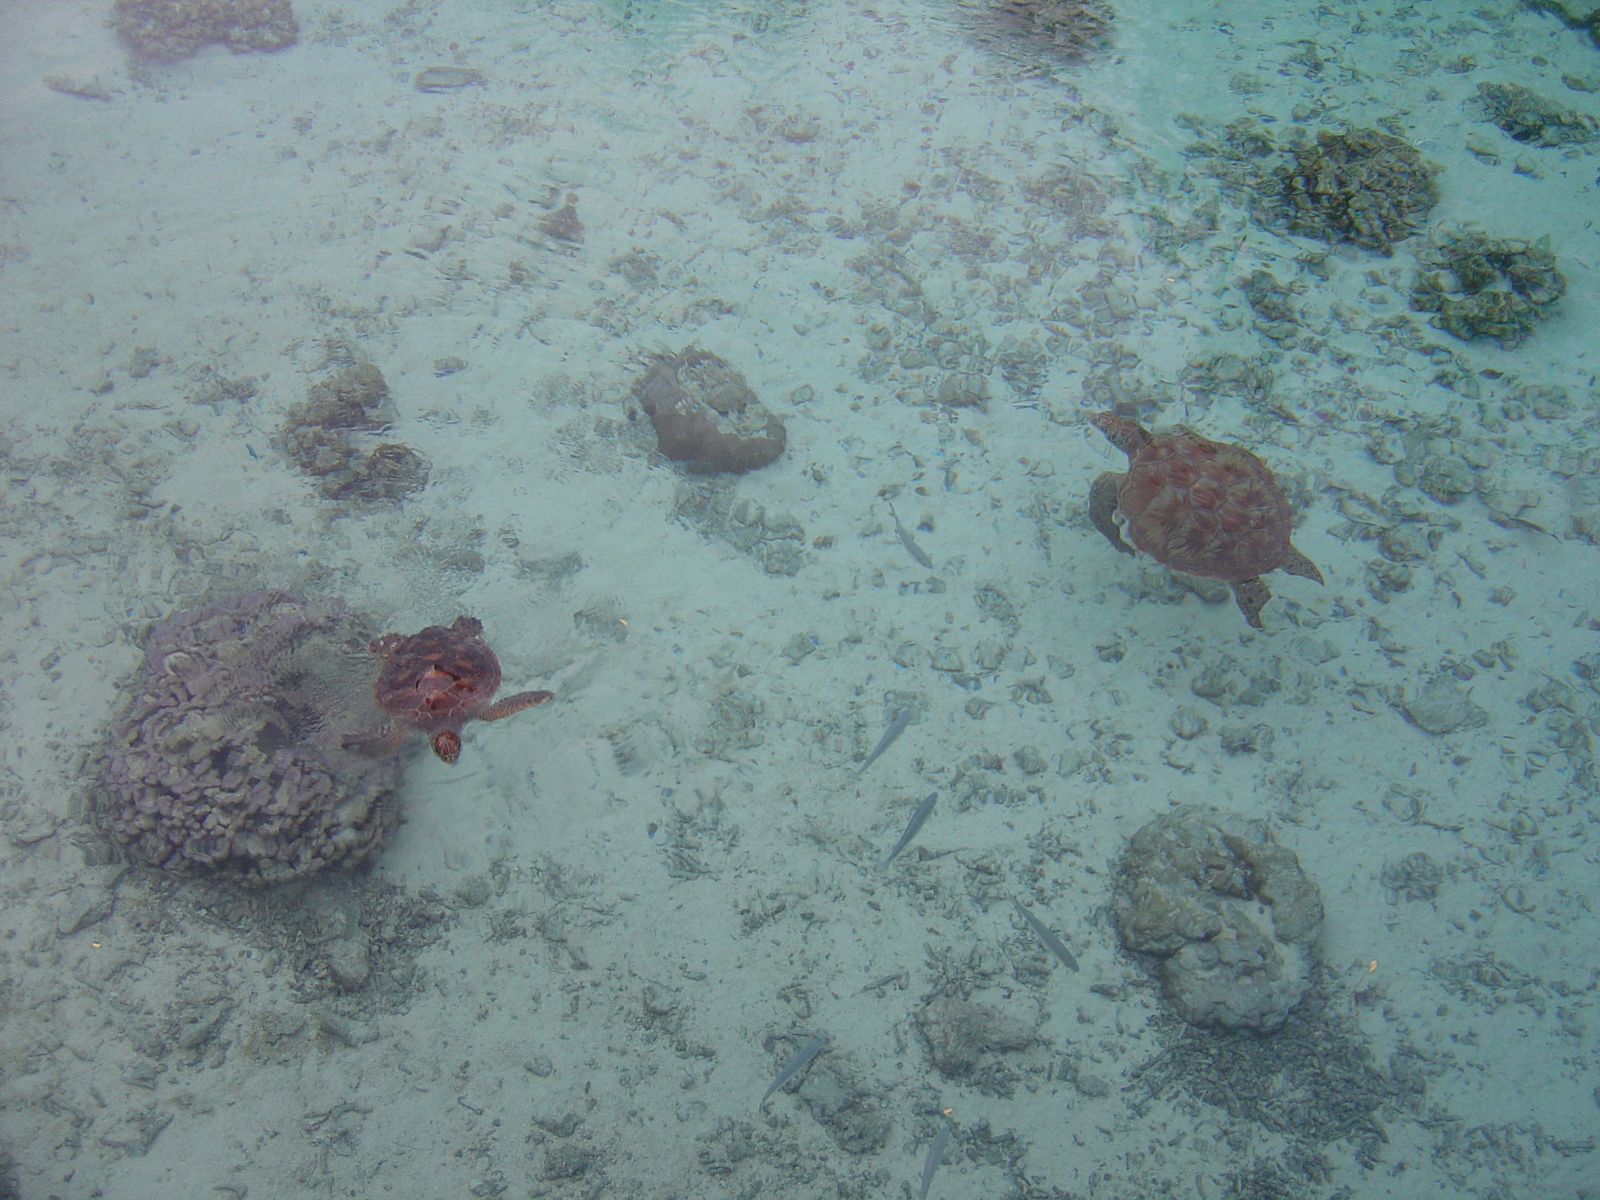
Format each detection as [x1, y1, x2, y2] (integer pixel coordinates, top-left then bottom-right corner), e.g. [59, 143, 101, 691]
[1087, 411, 1323, 629]
[344, 616, 553, 764]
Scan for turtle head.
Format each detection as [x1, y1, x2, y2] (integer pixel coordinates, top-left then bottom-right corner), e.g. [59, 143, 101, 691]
[430, 729, 463, 765]
[1089, 411, 1152, 457]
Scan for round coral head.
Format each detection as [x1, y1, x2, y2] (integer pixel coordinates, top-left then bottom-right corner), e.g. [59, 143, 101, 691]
[430, 729, 463, 764]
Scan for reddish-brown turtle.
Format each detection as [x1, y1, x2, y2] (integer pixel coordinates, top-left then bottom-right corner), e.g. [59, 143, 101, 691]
[343, 616, 552, 764]
[1087, 411, 1323, 629]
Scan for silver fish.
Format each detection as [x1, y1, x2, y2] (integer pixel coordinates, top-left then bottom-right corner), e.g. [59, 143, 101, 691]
[856, 708, 913, 776]
[888, 503, 934, 568]
[918, 1124, 952, 1200]
[1009, 894, 1079, 972]
[758, 1034, 827, 1109]
[879, 792, 937, 868]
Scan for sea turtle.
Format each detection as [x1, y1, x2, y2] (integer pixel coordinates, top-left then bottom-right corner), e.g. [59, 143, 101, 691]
[343, 616, 553, 764]
[1087, 411, 1323, 629]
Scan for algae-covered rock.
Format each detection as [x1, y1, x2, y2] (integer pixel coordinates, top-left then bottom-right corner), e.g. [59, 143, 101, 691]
[1112, 808, 1322, 1033]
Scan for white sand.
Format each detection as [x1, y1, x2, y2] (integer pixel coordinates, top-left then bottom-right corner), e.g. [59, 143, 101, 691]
[2, 0, 1599, 1196]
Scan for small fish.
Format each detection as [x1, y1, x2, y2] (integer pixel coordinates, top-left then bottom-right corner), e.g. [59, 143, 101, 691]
[856, 708, 913, 776]
[245, 443, 259, 459]
[758, 1034, 827, 1110]
[918, 1124, 952, 1200]
[414, 66, 486, 92]
[1490, 512, 1555, 538]
[888, 503, 934, 569]
[1009, 894, 1079, 973]
[879, 792, 937, 868]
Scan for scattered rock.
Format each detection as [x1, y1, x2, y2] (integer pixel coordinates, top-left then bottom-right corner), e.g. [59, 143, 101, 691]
[1397, 676, 1489, 734]
[54, 872, 121, 935]
[323, 935, 371, 990]
[543, 1144, 595, 1180]
[917, 995, 1036, 1077]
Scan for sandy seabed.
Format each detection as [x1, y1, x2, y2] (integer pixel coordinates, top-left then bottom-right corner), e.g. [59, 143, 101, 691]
[2, 0, 1600, 1197]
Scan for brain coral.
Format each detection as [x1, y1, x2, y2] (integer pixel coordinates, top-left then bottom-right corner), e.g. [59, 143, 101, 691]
[101, 590, 402, 886]
[1112, 807, 1323, 1033]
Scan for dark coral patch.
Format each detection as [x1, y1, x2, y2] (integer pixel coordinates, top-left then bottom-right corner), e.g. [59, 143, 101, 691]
[114, 0, 298, 62]
[633, 348, 786, 475]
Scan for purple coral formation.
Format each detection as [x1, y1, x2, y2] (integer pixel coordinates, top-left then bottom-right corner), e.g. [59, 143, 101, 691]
[102, 590, 403, 886]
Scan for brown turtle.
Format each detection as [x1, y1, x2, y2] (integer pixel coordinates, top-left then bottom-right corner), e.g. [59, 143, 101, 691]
[343, 616, 553, 764]
[1087, 411, 1323, 629]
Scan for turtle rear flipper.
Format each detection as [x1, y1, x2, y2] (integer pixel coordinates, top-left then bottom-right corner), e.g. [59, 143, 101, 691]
[1230, 577, 1272, 630]
[1281, 545, 1324, 584]
[1089, 472, 1135, 556]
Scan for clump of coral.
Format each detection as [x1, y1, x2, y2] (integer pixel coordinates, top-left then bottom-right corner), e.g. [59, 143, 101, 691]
[1021, 167, 1112, 239]
[113, 0, 298, 63]
[278, 362, 430, 502]
[1279, 127, 1440, 253]
[1112, 807, 1323, 1033]
[101, 591, 403, 886]
[1468, 82, 1598, 147]
[632, 348, 787, 474]
[960, 0, 1114, 62]
[1411, 229, 1566, 348]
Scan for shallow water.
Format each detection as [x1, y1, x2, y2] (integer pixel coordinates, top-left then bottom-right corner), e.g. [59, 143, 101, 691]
[2, 1, 1599, 1197]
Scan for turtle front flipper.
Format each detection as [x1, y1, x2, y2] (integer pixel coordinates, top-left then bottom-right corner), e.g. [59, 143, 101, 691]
[1281, 544, 1324, 584]
[342, 722, 411, 757]
[1089, 472, 1136, 556]
[1230, 577, 1272, 630]
[482, 689, 555, 721]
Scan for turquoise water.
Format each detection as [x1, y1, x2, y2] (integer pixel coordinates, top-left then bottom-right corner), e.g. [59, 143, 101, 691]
[1, 1, 1598, 1197]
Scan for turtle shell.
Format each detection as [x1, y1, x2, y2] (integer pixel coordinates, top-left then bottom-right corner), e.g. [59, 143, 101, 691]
[1117, 429, 1295, 582]
[370, 616, 502, 723]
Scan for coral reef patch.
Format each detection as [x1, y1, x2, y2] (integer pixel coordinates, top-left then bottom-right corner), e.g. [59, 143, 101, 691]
[100, 590, 403, 886]
[1410, 228, 1566, 349]
[1182, 118, 1439, 255]
[1113, 808, 1323, 1033]
[278, 361, 431, 502]
[1280, 128, 1440, 254]
[1468, 81, 1598, 146]
[113, 0, 298, 63]
[959, 0, 1115, 62]
[632, 348, 787, 474]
